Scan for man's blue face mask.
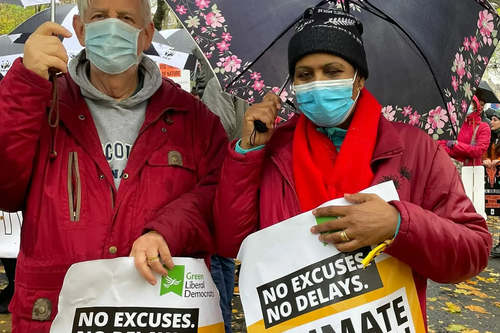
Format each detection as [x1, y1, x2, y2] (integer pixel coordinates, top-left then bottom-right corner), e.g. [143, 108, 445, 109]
[85, 18, 143, 75]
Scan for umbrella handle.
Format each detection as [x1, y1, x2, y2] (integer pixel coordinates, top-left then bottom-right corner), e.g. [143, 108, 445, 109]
[254, 120, 268, 133]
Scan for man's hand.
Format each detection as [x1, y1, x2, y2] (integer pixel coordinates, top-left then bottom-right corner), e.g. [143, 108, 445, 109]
[130, 232, 175, 285]
[23, 22, 72, 80]
[310, 193, 399, 252]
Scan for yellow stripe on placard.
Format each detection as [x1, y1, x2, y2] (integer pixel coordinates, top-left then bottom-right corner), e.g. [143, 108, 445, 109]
[198, 321, 225, 332]
[247, 257, 426, 332]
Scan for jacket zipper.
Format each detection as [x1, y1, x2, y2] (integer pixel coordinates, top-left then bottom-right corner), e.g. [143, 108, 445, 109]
[108, 110, 166, 218]
[110, 186, 115, 211]
[67, 152, 82, 222]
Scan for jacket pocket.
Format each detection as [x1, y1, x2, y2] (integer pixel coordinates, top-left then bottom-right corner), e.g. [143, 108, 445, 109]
[60, 149, 87, 230]
[146, 147, 197, 211]
[67, 151, 82, 222]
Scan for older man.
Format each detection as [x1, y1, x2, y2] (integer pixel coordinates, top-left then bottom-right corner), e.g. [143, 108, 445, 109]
[0, 0, 227, 331]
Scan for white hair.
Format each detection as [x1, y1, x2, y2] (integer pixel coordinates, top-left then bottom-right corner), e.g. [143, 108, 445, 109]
[77, 0, 152, 26]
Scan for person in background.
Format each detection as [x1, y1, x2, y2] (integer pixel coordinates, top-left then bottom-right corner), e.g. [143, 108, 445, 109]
[475, 92, 491, 127]
[214, 7, 492, 329]
[439, 96, 491, 166]
[485, 107, 496, 120]
[201, 76, 249, 333]
[193, 47, 214, 99]
[191, 87, 199, 99]
[203, 77, 248, 141]
[483, 110, 500, 258]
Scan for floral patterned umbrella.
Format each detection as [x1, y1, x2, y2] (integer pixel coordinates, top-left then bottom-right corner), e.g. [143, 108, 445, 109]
[167, 0, 499, 140]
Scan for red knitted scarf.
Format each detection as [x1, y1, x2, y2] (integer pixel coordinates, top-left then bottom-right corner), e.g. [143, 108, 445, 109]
[293, 89, 381, 212]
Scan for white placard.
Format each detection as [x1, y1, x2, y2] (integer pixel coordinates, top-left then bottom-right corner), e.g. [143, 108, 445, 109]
[237, 182, 426, 332]
[0, 211, 22, 258]
[51, 257, 224, 333]
[168, 69, 191, 93]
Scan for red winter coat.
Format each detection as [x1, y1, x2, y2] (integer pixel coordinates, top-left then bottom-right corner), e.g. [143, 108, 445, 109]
[214, 114, 491, 330]
[439, 111, 491, 166]
[0, 59, 227, 330]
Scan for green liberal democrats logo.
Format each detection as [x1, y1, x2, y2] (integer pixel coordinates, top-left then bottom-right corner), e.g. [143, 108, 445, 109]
[160, 265, 184, 297]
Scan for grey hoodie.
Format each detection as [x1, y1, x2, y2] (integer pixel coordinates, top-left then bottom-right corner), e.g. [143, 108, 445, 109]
[69, 51, 162, 189]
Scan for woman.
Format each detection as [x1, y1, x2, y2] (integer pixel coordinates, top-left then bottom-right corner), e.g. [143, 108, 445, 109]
[439, 96, 491, 166]
[483, 110, 500, 167]
[483, 110, 500, 258]
[214, 7, 491, 329]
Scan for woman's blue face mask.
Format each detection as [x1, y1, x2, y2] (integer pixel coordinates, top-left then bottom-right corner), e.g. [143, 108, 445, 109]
[294, 71, 359, 128]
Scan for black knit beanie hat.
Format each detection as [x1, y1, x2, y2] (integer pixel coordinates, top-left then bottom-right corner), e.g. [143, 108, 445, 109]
[288, 7, 369, 79]
[492, 109, 500, 121]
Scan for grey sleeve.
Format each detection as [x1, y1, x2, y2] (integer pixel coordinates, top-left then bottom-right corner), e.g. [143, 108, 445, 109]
[202, 77, 247, 141]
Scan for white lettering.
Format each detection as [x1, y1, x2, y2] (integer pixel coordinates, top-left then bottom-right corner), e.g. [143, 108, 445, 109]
[276, 283, 288, 298]
[94, 312, 108, 327]
[311, 267, 323, 284]
[296, 295, 308, 312]
[114, 312, 124, 327]
[78, 312, 93, 327]
[262, 288, 276, 305]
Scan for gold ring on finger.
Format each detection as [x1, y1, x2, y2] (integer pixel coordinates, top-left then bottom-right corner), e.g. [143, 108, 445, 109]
[147, 256, 159, 263]
[340, 230, 350, 242]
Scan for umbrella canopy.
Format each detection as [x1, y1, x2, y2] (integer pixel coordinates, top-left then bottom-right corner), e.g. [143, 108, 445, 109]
[10, 5, 171, 49]
[167, 0, 500, 140]
[160, 28, 197, 54]
[0, 0, 57, 8]
[478, 80, 500, 103]
[0, 4, 196, 75]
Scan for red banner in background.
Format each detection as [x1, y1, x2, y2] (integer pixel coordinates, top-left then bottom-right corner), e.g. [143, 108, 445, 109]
[159, 64, 182, 78]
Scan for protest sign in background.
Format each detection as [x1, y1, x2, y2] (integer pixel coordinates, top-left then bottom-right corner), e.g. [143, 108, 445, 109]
[237, 182, 426, 333]
[485, 164, 500, 216]
[0, 211, 22, 258]
[50, 257, 224, 333]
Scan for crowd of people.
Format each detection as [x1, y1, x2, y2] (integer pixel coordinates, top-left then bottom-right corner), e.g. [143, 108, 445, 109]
[0, 0, 498, 332]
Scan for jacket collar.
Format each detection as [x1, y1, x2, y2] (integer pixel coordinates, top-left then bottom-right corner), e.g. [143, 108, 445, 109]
[269, 114, 404, 164]
[59, 74, 190, 118]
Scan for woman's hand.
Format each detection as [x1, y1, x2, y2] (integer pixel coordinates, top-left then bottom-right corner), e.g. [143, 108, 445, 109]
[492, 159, 499, 166]
[310, 193, 399, 252]
[240, 93, 281, 149]
[483, 159, 492, 167]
